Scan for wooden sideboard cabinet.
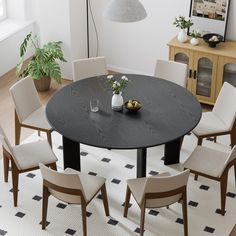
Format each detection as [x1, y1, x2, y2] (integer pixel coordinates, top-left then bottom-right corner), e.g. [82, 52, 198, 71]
[168, 37, 236, 105]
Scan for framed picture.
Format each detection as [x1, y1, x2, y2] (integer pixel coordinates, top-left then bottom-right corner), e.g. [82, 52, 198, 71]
[188, 0, 231, 41]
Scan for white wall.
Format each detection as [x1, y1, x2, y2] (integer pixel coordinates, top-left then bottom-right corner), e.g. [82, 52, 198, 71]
[69, 0, 87, 62]
[89, 0, 236, 75]
[7, 0, 26, 20]
[0, 0, 36, 77]
[1, 0, 87, 79]
[0, 23, 35, 76]
[36, 0, 87, 80]
[36, 0, 71, 79]
[1, 0, 235, 78]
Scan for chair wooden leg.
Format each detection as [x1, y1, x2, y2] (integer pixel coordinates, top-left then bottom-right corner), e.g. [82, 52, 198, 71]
[230, 131, 236, 148]
[81, 199, 87, 236]
[140, 202, 146, 236]
[194, 174, 198, 181]
[213, 137, 217, 143]
[11, 162, 19, 207]
[197, 137, 203, 146]
[42, 185, 50, 230]
[220, 174, 228, 216]
[15, 111, 21, 145]
[124, 186, 131, 217]
[46, 131, 52, 147]
[182, 190, 188, 236]
[234, 164, 236, 188]
[3, 150, 9, 182]
[101, 184, 110, 216]
[38, 130, 41, 136]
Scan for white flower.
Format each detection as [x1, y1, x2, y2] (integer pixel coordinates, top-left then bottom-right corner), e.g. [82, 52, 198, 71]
[121, 75, 128, 81]
[107, 75, 114, 80]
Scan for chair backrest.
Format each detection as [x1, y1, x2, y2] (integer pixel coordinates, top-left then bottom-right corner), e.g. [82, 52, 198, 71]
[154, 59, 188, 87]
[143, 169, 190, 208]
[0, 125, 13, 155]
[220, 145, 236, 176]
[39, 163, 85, 204]
[9, 76, 42, 123]
[72, 56, 108, 82]
[213, 82, 236, 130]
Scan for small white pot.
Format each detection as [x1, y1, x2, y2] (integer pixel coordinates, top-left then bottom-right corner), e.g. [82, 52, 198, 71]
[190, 37, 199, 46]
[111, 92, 123, 111]
[177, 29, 188, 43]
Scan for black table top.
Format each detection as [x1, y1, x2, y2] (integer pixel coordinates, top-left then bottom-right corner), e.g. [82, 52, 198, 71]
[46, 74, 202, 149]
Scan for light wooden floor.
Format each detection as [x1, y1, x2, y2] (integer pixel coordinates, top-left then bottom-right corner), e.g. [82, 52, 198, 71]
[0, 67, 71, 157]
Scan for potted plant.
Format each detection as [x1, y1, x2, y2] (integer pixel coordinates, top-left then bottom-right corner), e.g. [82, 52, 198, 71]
[173, 16, 193, 43]
[190, 30, 201, 46]
[16, 32, 66, 92]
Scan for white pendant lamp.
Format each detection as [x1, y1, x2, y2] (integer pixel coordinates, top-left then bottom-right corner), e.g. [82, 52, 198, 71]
[103, 0, 147, 23]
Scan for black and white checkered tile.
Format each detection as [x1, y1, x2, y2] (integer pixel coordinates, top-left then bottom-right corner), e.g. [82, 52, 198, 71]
[0, 132, 235, 235]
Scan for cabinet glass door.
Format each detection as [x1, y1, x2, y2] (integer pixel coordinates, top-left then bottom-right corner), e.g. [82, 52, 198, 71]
[174, 53, 189, 65]
[222, 63, 236, 87]
[196, 57, 213, 97]
[174, 52, 192, 91]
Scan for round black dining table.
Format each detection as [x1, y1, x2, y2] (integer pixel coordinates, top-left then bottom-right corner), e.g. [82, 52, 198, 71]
[46, 74, 202, 178]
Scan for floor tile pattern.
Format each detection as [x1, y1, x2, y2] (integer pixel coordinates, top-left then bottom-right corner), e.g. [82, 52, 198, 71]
[0, 132, 235, 235]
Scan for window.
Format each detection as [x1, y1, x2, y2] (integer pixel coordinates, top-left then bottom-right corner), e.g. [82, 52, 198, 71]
[0, 0, 7, 22]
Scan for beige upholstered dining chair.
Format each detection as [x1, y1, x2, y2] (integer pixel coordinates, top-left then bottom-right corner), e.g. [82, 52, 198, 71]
[0, 125, 57, 207]
[39, 163, 110, 236]
[184, 145, 236, 215]
[123, 170, 190, 236]
[192, 82, 236, 147]
[72, 56, 108, 82]
[154, 59, 188, 87]
[9, 76, 53, 146]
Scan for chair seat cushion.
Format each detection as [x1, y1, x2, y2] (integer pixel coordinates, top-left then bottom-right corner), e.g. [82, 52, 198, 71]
[184, 146, 228, 177]
[12, 140, 57, 170]
[192, 112, 229, 136]
[63, 168, 106, 203]
[22, 106, 52, 130]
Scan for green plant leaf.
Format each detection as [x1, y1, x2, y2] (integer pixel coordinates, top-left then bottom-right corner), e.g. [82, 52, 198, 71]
[46, 61, 62, 83]
[19, 32, 32, 57]
[16, 57, 24, 75]
[16, 32, 66, 84]
[43, 41, 67, 62]
[28, 60, 45, 80]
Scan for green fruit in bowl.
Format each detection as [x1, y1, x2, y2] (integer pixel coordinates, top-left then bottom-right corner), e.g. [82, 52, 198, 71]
[134, 101, 139, 108]
[127, 102, 133, 109]
[125, 100, 142, 111]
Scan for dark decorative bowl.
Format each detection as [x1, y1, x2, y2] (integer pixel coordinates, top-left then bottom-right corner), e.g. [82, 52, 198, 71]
[203, 33, 223, 48]
[124, 100, 142, 112]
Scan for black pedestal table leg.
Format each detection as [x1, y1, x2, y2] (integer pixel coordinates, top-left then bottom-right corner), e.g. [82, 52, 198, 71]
[164, 138, 182, 165]
[137, 148, 147, 178]
[62, 136, 81, 170]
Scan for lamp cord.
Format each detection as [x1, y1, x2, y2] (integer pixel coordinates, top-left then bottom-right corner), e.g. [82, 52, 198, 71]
[88, 0, 99, 57]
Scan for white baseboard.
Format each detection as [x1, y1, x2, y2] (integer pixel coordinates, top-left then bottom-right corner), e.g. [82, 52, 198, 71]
[107, 64, 150, 76]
